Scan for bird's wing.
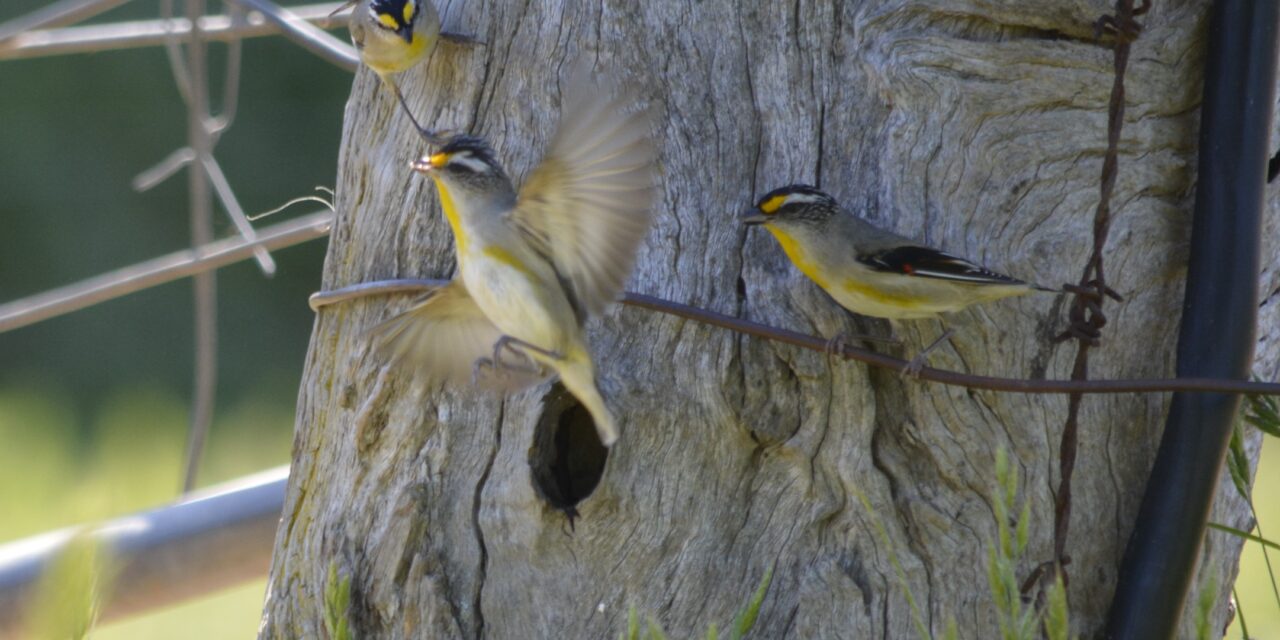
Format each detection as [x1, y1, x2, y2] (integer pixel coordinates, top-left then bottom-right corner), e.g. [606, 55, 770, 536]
[368, 281, 550, 390]
[858, 245, 1028, 286]
[511, 67, 656, 318]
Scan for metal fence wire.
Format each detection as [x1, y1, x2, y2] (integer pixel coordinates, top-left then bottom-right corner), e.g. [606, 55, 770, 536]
[0, 0, 353, 628]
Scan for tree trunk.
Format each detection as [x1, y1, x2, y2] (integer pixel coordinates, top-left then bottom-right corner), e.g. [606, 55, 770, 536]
[260, 1, 1280, 637]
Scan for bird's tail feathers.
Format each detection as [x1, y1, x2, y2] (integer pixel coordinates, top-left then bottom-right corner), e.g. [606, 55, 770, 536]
[555, 354, 619, 447]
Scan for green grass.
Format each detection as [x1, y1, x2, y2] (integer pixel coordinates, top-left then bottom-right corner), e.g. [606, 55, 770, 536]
[0, 385, 293, 639]
[1225, 435, 1280, 639]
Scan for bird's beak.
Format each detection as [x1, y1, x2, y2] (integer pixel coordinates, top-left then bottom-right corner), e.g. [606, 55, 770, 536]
[399, 27, 415, 44]
[741, 211, 769, 226]
[412, 151, 449, 174]
[411, 156, 434, 173]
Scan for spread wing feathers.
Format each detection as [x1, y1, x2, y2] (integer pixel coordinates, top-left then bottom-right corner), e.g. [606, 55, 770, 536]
[512, 69, 656, 317]
[368, 282, 550, 391]
[859, 245, 1028, 287]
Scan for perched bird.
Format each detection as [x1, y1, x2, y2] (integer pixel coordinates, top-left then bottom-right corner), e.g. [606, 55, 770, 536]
[335, 0, 473, 142]
[743, 184, 1054, 372]
[372, 70, 655, 447]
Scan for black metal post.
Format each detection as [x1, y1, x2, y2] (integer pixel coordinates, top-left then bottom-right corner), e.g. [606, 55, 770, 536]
[1105, 1, 1278, 637]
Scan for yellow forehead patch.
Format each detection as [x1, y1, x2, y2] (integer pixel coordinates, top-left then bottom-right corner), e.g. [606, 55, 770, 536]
[429, 152, 451, 168]
[759, 194, 788, 215]
[377, 13, 399, 29]
[402, 1, 415, 23]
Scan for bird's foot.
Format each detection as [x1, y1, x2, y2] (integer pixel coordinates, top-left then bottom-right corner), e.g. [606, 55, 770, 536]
[493, 335, 563, 364]
[824, 331, 900, 359]
[472, 353, 546, 385]
[899, 328, 955, 380]
[471, 357, 496, 385]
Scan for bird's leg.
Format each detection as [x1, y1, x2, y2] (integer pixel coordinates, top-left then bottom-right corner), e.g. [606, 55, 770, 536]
[381, 77, 448, 145]
[468, 337, 557, 384]
[471, 351, 544, 384]
[494, 335, 563, 361]
[491, 335, 562, 373]
[901, 328, 956, 379]
[440, 31, 484, 46]
[824, 331, 901, 358]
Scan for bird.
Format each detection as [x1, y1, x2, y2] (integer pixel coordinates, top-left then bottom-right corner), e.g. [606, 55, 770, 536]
[334, 0, 475, 143]
[742, 184, 1055, 373]
[370, 69, 655, 447]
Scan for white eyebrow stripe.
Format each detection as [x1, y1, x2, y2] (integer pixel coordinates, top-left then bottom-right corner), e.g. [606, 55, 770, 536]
[449, 154, 490, 173]
[783, 192, 824, 206]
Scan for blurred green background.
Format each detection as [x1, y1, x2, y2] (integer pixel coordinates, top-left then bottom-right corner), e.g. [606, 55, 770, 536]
[0, 0, 346, 636]
[1, 2, 1278, 639]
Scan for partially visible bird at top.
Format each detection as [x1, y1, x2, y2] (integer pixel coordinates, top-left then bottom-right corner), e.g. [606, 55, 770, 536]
[332, 0, 478, 143]
[743, 184, 1057, 375]
[371, 67, 656, 447]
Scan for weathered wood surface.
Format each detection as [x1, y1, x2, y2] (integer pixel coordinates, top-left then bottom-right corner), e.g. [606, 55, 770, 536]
[260, 1, 1280, 637]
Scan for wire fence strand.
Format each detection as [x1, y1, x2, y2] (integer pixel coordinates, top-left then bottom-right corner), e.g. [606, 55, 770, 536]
[0, 212, 331, 334]
[307, 278, 1280, 397]
[0, 0, 133, 44]
[0, 3, 349, 61]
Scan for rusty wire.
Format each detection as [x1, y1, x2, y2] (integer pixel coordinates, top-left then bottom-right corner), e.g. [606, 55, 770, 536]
[1026, 0, 1152, 598]
[306, 278, 1280, 396]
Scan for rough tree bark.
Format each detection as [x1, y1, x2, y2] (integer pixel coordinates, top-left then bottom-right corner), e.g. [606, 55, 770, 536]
[260, 1, 1280, 637]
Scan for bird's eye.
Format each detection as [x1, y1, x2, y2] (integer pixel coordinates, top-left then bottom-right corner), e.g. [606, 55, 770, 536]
[402, 1, 415, 23]
[376, 12, 399, 30]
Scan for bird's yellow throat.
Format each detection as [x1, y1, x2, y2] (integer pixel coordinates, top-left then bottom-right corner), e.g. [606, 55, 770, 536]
[432, 178, 468, 253]
[431, 178, 535, 279]
[763, 224, 830, 289]
[764, 223, 924, 309]
[406, 32, 428, 61]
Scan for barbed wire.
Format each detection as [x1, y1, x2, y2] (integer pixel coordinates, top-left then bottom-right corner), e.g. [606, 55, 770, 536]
[1029, 0, 1151, 599]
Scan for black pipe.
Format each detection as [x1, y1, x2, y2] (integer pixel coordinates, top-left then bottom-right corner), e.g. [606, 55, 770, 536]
[1105, 1, 1277, 637]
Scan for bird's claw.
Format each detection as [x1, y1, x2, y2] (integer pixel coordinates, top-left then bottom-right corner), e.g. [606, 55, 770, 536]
[824, 333, 849, 358]
[472, 357, 496, 385]
[899, 328, 954, 380]
[900, 354, 928, 380]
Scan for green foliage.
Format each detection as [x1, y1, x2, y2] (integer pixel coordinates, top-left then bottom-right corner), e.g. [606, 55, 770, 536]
[1223, 392, 1280, 624]
[856, 489, 933, 640]
[1194, 573, 1218, 640]
[324, 562, 354, 640]
[1044, 574, 1070, 640]
[24, 531, 116, 639]
[1228, 420, 1254, 504]
[727, 568, 772, 640]
[986, 448, 1073, 640]
[1245, 393, 1280, 438]
[619, 569, 772, 640]
[940, 619, 959, 640]
[1209, 523, 1280, 552]
[1233, 588, 1251, 639]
